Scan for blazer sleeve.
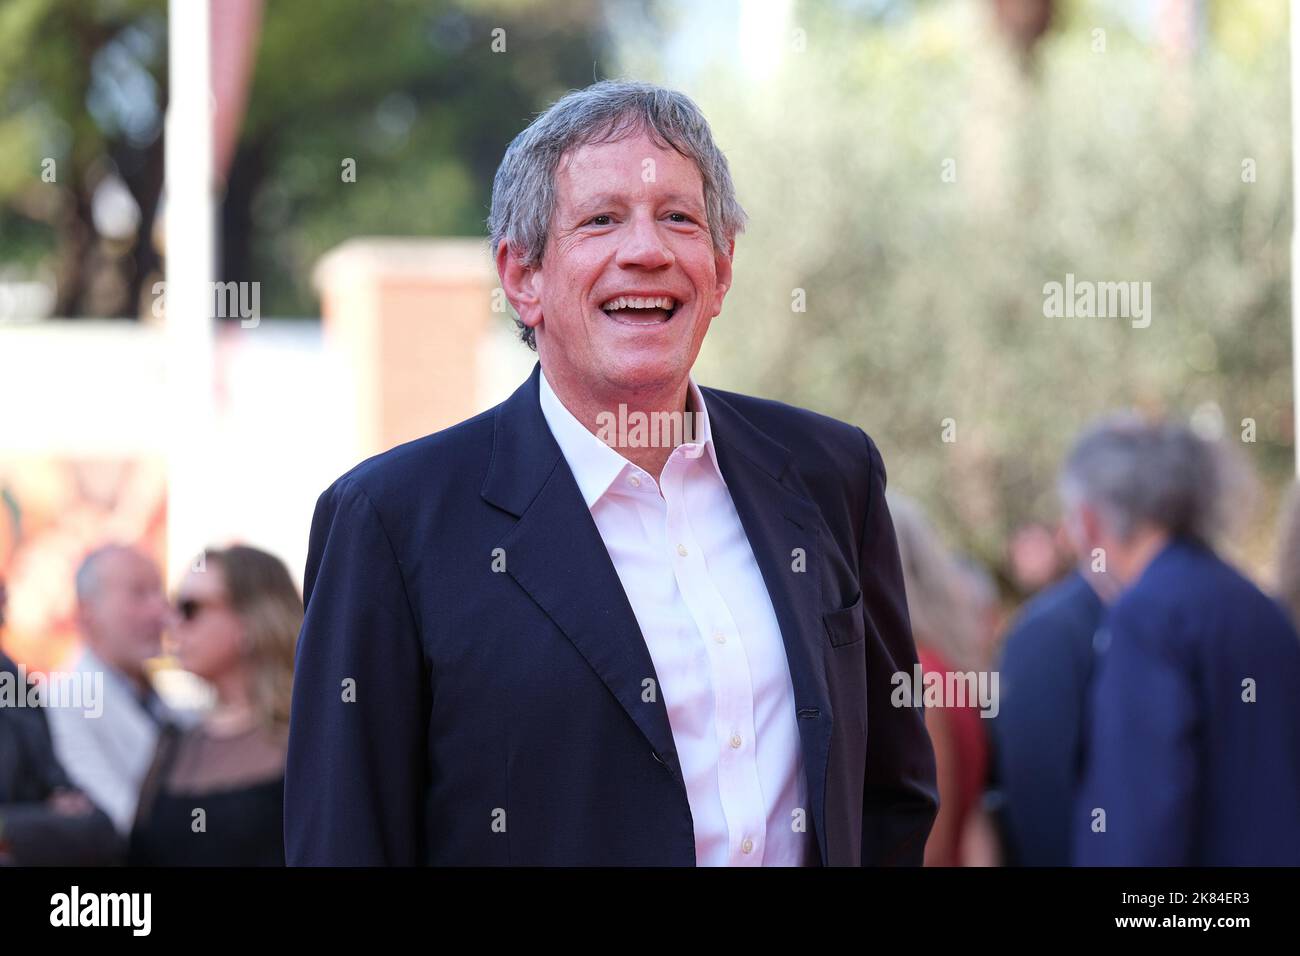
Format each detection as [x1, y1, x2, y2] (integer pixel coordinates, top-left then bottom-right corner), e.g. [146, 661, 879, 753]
[0, 803, 123, 867]
[1072, 606, 1198, 866]
[856, 430, 940, 865]
[0, 688, 125, 865]
[284, 478, 429, 865]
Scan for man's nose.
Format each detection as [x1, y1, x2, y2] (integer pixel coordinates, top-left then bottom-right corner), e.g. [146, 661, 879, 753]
[615, 212, 674, 269]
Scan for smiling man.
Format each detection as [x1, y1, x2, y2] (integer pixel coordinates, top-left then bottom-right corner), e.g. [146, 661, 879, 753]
[285, 80, 937, 866]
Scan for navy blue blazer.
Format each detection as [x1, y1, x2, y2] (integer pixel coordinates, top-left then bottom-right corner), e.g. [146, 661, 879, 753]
[1073, 538, 1300, 865]
[284, 364, 937, 865]
[992, 571, 1103, 866]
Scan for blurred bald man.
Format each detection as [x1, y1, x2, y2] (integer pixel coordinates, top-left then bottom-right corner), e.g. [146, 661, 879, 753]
[47, 545, 184, 834]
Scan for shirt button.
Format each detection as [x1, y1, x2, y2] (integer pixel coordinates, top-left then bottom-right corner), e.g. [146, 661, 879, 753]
[676, 543, 688, 557]
[741, 838, 754, 854]
[628, 474, 641, 487]
[729, 733, 742, 749]
[712, 629, 726, 644]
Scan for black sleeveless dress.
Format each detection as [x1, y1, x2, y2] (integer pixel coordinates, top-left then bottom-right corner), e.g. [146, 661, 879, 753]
[128, 777, 285, 866]
[128, 723, 286, 866]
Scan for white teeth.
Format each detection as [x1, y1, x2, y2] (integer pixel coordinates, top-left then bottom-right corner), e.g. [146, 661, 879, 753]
[600, 295, 677, 312]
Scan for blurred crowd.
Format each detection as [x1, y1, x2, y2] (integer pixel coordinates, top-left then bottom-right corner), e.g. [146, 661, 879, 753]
[0, 544, 299, 865]
[893, 413, 1300, 866]
[2, 411, 1299, 866]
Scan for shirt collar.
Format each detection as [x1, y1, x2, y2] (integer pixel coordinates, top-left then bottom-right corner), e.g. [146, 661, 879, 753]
[537, 369, 723, 509]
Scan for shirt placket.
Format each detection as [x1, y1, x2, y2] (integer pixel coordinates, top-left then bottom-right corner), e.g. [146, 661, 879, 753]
[660, 451, 768, 866]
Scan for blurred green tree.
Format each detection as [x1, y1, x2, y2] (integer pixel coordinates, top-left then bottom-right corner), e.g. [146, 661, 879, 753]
[0, 0, 616, 318]
[0, 0, 166, 317]
[680, 0, 1292, 585]
[226, 0, 611, 315]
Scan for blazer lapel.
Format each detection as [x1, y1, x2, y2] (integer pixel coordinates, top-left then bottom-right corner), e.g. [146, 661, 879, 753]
[703, 388, 835, 866]
[481, 365, 688, 792]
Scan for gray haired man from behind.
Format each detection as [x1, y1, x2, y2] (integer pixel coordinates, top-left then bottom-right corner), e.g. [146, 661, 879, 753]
[1061, 415, 1300, 865]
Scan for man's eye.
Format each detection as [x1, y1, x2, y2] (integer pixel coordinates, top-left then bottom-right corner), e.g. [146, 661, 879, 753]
[586, 215, 612, 226]
[667, 213, 694, 224]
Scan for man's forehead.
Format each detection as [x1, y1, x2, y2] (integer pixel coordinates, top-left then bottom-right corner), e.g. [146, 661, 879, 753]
[557, 135, 705, 202]
[102, 551, 158, 585]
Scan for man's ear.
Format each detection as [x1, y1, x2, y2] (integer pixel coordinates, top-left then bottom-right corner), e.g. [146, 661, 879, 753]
[709, 237, 735, 318]
[1079, 504, 1107, 554]
[496, 240, 543, 333]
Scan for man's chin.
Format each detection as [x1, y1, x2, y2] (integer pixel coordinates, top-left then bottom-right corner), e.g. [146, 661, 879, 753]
[597, 351, 694, 396]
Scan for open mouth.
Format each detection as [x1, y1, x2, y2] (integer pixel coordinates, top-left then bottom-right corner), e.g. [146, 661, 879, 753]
[599, 294, 679, 325]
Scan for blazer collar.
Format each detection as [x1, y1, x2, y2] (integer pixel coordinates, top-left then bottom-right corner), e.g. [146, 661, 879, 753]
[480, 363, 562, 518]
[696, 385, 795, 485]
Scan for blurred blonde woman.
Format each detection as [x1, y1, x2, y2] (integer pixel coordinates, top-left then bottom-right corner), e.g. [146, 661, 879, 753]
[129, 545, 300, 866]
[887, 493, 993, 866]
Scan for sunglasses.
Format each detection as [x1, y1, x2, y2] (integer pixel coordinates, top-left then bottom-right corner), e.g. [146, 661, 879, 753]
[175, 596, 225, 622]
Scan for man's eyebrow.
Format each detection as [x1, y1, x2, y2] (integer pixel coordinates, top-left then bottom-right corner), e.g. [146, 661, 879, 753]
[659, 192, 706, 212]
[568, 192, 706, 214]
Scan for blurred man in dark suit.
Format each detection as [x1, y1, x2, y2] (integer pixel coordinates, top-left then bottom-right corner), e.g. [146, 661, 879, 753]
[0, 577, 121, 866]
[1061, 416, 1300, 865]
[993, 569, 1103, 865]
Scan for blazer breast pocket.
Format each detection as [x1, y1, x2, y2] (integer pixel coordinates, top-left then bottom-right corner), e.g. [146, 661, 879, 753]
[823, 591, 865, 647]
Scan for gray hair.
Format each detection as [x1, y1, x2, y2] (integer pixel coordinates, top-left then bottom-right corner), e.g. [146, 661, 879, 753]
[487, 79, 749, 349]
[1058, 413, 1248, 546]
